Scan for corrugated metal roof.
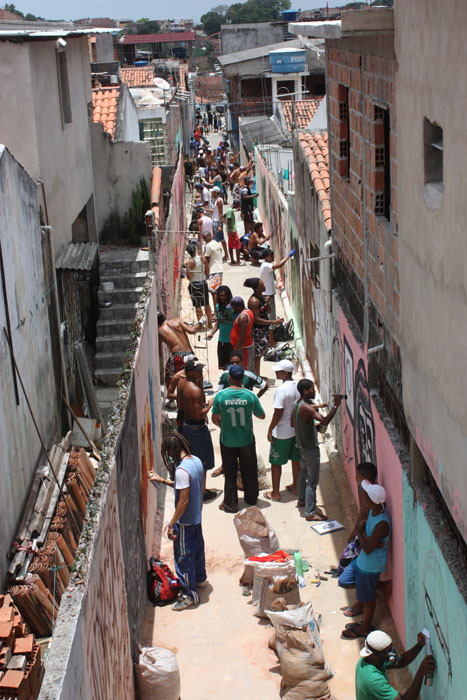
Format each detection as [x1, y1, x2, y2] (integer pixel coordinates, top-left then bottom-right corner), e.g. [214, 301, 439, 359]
[239, 115, 290, 152]
[55, 243, 98, 271]
[218, 39, 301, 66]
[0, 20, 114, 39]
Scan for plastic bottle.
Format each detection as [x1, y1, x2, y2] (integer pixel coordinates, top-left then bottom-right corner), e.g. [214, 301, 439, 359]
[294, 551, 303, 577]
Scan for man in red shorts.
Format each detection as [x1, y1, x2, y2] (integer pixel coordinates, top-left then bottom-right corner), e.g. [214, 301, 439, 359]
[224, 199, 242, 265]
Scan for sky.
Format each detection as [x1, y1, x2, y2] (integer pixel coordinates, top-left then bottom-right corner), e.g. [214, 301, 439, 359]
[16, 1, 345, 24]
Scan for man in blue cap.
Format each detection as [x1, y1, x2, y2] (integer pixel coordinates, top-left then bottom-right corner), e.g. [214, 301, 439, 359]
[211, 363, 265, 513]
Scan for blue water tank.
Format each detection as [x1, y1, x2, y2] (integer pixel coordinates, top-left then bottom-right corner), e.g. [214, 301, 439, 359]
[281, 10, 298, 21]
[269, 48, 306, 74]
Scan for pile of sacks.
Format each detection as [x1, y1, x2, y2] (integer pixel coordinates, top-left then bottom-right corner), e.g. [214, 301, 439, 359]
[234, 506, 333, 700]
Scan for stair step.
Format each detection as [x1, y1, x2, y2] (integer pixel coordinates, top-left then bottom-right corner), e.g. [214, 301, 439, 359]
[95, 368, 124, 386]
[97, 319, 135, 337]
[98, 287, 144, 304]
[95, 352, 126, 370]
[96, 335, 132, 354]
[99, 258, 149, 276]
[98, 302, 139, 321]
[100, 271, 148, 289]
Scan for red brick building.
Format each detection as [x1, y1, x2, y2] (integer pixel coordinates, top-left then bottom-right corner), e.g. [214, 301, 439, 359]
[325, 13, 404, 438]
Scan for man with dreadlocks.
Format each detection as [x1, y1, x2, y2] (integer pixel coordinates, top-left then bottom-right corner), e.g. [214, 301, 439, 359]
[151, 432, 208, 611]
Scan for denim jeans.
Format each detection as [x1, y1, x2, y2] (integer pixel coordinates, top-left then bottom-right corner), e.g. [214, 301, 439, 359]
[297, 446, 320, 516]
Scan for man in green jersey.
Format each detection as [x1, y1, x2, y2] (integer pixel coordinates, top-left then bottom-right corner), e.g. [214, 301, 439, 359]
[291, 378, 341, 520]
[216, 350, 268, 397]
[355, 629, 435, 700]
[212, 364, 265, 513]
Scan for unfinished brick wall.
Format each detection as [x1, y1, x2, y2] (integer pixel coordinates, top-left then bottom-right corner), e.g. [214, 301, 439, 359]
[327, 36, 407, 442]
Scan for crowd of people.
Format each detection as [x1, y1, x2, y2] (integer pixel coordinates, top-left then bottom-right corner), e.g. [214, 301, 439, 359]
[151, 114, 435, 696]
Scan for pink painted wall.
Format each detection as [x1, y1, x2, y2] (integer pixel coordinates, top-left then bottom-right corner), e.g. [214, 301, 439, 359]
[339, 307, 405, 643]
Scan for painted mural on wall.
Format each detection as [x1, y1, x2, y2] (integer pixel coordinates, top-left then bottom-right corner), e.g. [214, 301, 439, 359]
[403, 471, 466, 699]
[340, 306, 406, 642]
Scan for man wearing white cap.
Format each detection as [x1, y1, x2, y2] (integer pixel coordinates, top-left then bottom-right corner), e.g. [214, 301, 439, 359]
[265, 360, 301, 501]
[339, 481, 391, 639]
[356, 629, 435, 700]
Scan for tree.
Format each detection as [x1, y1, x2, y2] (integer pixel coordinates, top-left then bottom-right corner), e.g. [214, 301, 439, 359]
[4, 3, 23, 16]
[201, 10, 224, 36]
[135, 19, 161, 34]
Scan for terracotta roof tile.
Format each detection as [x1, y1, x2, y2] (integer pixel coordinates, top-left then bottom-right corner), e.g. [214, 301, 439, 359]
[298, 130, 331, 231]
[92, 87, 120, 139]
[121, 66, 155, 87]
[281, 98, 323, 132]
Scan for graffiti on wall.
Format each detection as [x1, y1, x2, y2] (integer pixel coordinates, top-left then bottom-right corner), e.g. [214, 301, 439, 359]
[403, 471, 465, 699]
[340, 307, 406, 642]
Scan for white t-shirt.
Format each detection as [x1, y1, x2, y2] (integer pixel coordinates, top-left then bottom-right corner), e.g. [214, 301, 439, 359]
[205, 240, 223, 273]
[200, 215, 213, 235]
[272, 380, 300, 439]
[260, 261, 275, 296]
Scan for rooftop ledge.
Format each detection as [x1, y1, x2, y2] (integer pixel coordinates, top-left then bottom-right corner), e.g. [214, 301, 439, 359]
[289, 8, 394, 40]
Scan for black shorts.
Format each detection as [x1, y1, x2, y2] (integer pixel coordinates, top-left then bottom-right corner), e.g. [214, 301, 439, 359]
[217, 341, 233, 369]
[242, 210, 254, 224]
[188, 281, 209, 308]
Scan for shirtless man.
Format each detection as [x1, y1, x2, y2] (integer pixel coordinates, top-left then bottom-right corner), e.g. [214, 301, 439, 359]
[248, 222, 271, 264]
[157, 312, 204, 390]
[178, 358, 216, 501]
[167, 361, 204, 431]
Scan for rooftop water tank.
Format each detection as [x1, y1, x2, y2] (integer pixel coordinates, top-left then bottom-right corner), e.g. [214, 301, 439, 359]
[269, 47, 306, 74]
[281, 10, 298, 21]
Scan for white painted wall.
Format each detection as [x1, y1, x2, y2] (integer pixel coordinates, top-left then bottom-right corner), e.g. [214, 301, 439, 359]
[115, 84, 141, 143]
[0, 147, 60, 587]
[395, 0, 467, 539]
[91, 123, 152, 233]
[0, 36, 96, 255]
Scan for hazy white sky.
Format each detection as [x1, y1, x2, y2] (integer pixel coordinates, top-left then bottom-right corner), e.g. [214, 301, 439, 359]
[18, 1, 344, 24]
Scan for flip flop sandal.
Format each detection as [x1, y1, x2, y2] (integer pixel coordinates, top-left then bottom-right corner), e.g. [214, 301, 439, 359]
[345, 622, 375, 631]
[342, 626, 367, 639]
[344, 607, 364, 618]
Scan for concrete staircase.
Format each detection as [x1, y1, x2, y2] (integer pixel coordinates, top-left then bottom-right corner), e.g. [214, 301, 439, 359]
[95, 247, 149, 386]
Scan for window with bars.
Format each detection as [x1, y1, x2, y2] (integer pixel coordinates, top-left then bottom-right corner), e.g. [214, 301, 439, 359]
[373, 104, 391, 220]
[338, 84, 350, 178]
[141, 119, 168, 166]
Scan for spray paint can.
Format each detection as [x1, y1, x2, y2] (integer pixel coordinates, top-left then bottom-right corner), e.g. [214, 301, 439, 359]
[294, 551, 303, 577]
[423, 628, 433, 686]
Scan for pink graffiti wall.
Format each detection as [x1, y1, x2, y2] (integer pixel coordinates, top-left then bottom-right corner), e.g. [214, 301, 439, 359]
[134, 276, 163, 556]
[339, 307, 405, 643]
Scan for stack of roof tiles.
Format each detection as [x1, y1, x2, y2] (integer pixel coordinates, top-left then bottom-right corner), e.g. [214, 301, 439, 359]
[92, 87, 120, 138]
[0, 595, 41, 700]
[281, 98, 322, 132]
[120, 66, 155, 87]
[7, 447, 97, 641]
[298, 131, 331, 231]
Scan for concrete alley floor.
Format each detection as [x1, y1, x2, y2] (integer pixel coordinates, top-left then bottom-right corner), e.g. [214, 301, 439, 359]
[144, 140, 406, 699]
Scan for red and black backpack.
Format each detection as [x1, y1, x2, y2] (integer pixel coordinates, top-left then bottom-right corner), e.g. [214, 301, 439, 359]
[147, 558, 181, 606]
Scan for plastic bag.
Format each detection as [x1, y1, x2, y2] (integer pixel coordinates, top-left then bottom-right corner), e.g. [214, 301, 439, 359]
[233, 507, 279, 585]
[266, 601, 314, 631]
[135, 646, 181, 700]
[237, 453, 270, 491]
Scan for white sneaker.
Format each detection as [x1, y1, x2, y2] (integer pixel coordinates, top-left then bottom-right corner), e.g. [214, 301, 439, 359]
[172, 594, 196, 611]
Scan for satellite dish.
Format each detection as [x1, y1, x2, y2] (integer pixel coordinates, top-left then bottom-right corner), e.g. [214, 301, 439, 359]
[154, 77, 171, 90]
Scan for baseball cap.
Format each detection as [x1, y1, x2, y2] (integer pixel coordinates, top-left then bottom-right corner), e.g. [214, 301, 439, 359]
[212, 185, 221, 193]
[228, 296, 245, 308]
[273, 359, 294, 373]
[194, 182, 203, 189]
[185, 359, 205, 372]
[360, 630, 393, 658]
[361, 480, 386, 504]
[228, 364, 245, 379]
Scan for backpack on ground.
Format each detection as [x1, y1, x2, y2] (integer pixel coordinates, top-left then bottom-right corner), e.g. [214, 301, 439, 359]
[264, 342, 290, 362]
[147, 558, 181, 607]
[273, 319, 294, 342]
